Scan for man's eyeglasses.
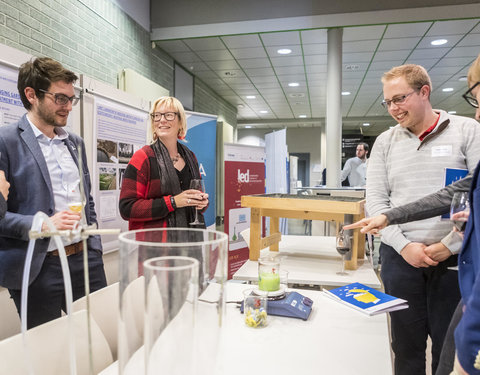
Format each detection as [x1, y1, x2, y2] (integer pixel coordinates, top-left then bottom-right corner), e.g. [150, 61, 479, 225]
[150, 112, 178, 122]
[381, 91, 416, 109]
[462, 81, 479, 108]
[39, 89, 80, 106]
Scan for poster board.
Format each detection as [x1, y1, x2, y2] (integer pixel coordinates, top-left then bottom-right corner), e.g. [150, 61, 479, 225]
[183, 111, 218, 228]
[81, 75, 150, 252]
[224, 143, 265, 279]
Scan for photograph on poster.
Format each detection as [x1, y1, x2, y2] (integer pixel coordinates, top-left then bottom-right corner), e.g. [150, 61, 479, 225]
[118, 167, 126, 189]
[118, 142, 134, 163]
[99, 167, 116, 190]
[97, 139, 118, 163]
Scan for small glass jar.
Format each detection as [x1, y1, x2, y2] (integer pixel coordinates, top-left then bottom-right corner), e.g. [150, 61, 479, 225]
[258, 254, 280, 292]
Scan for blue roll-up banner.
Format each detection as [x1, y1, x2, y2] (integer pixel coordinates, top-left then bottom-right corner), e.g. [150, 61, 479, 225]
[182, 111, 217, 228]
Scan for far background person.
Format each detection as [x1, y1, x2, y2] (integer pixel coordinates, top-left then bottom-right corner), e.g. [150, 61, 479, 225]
[340, 142, 369, 187]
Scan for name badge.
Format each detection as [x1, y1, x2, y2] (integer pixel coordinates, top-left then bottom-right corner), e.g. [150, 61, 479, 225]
[431, 145, 452, 157]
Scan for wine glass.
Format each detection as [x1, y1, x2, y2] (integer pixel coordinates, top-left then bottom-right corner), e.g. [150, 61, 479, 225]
[450, 192, 470, 232]
[189, 179, 205, 226]
[336, 226, 351, 275]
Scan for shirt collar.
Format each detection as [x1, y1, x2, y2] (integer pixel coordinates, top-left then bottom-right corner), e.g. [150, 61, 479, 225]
[26, 114, 69, 141]
[418, 112, 441, 141]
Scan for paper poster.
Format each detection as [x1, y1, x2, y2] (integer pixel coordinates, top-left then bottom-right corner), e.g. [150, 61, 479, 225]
[224, 143, 265, 279]
[93, 97, 148, 251]
[0, 64, 26, 127]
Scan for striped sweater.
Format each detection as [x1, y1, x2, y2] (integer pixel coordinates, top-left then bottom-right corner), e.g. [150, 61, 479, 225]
[366, 109, 480, 253]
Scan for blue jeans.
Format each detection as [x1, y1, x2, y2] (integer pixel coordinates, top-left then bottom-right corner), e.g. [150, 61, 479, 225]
[380, 243, 460, 375]
[9, 248, 107, 329]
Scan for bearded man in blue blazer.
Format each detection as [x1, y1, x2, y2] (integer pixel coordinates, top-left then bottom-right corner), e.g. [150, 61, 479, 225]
[0, 57, 106, 329]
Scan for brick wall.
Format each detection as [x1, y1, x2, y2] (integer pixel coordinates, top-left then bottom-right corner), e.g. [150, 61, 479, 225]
[0, 0, 236, 125]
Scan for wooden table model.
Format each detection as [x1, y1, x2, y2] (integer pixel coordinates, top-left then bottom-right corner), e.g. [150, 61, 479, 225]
[241, 193, 365, 270]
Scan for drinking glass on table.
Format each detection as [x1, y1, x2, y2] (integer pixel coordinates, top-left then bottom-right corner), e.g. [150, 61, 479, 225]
[450, 191, 470, 232]
[189, 179, 205, 226]
[336, 226, 351, 275]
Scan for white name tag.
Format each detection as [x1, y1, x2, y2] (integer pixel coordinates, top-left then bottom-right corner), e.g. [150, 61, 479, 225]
[431, 145, 452, 157]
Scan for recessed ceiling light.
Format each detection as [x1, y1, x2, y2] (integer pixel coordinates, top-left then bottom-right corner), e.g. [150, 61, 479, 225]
[459, 76, 468, 82]
[341, 91, 351, 96]
[245, 125, 252, 129]
[363, 123, 370, 126]
[289, 93, 305, 98]
[277, 48, 292, 55]
[431, 39, 447, 46]
[259, 110, 268, 114]
[298, 115, 307, 118]
[246, 95, 256, 99]
[344, 64, 360, 71]
[442, 88, 454, 92]
[448, 111, 457, 114]
[288, 82, 299, 87]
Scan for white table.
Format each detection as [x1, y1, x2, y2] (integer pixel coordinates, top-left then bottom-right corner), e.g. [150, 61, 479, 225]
[233, 235, 381, 289]
[99, 283, 392, 375]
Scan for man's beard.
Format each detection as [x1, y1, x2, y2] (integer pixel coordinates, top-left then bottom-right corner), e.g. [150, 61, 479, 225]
[37, 102, 68, 127]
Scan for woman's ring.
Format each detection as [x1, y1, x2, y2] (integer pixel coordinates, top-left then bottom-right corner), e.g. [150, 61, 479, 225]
[187, 199, 191, 204]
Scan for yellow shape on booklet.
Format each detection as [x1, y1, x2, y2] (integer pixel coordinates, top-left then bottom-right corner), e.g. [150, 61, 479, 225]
[349, 289, 380, 304]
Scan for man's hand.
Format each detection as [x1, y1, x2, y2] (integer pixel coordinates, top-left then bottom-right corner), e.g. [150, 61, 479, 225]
[424, 242, 452, 262]
[343, 214, 388, 235]
[42, 210, 81, 231]
[400, 242, 438, 268]
[0, 171, 10, 200]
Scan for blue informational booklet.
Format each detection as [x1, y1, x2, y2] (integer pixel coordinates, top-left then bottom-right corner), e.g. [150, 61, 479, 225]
[323, 282, 408, 316]
[442, 168, 468, 219]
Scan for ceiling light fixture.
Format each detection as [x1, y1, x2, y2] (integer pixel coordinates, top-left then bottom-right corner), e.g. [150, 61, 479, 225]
[448, 111, 457, 114]
[237, 104, 245, 109]
[245, 125, 252, 129]
[362, 123, 370, 126]
[459, 76, 468, 82]
[341, 91, 351, 96]
[277, 48, 292, 55]
[442, 88, 454, 92]
[246, 95, 256, 99]
[289, 93, 305, 98]
[288, 82, 299, 87]
[431, 39, 448, 46]
[260, 110, 268, 114]
[298, 115, 307, 118]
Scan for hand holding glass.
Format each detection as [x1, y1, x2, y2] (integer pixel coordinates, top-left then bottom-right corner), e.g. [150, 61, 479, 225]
[189, 179, 205, 226]
[336, 227, 351, 275]
[450, 192, 470, 232]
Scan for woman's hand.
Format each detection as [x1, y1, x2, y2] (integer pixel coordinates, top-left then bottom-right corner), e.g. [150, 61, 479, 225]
[343, 214, 389, 235]
[174, 189, 209, 209]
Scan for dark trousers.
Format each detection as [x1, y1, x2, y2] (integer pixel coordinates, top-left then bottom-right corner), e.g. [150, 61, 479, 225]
[380, 243, 460, 375]
[9, 249, 107, 329]
[435, 301, 463, 375]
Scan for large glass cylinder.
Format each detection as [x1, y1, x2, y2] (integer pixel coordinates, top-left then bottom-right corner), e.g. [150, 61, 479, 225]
[118, 228, 228, 375]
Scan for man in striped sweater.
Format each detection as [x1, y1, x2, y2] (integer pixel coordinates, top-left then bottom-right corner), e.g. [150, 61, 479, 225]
[367, 64, 480, 375]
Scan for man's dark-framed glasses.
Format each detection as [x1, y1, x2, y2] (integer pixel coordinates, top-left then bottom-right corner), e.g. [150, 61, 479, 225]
[381, 91, 416, 108]
[462, 81, 479, 108]
[150, 112, 177, 121]
[39, 89, 80, 106]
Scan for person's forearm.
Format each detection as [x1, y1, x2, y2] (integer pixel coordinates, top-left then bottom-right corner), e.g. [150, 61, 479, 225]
[384, 174, 472, 225]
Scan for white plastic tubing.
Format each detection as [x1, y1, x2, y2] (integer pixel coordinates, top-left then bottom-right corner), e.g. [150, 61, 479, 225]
[21, 211, 77, 375]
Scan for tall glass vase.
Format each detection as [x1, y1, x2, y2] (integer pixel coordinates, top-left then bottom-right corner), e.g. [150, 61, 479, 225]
[117, 228, 228, 375]
[144, 256, 199, 375]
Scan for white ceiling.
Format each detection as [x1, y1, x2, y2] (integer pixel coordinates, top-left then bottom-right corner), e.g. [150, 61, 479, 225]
[152, 6, 480, 135]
